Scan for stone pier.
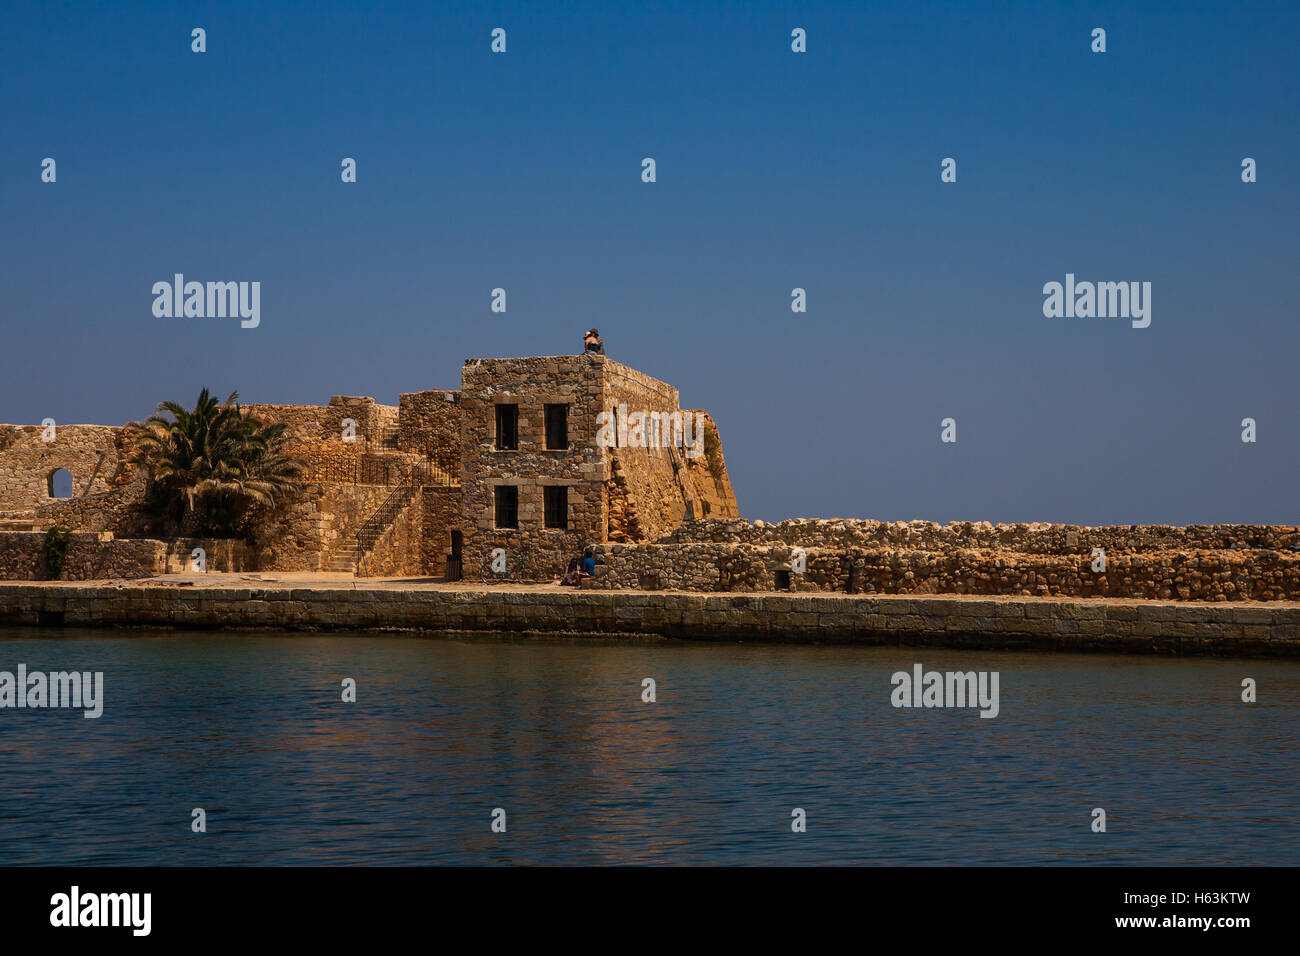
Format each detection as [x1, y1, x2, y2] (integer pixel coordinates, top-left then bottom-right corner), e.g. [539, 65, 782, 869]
[1, 577, 1297, 657]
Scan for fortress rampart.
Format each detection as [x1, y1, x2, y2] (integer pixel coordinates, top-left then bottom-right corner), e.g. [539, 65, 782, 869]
[591, 519, 1300, 601]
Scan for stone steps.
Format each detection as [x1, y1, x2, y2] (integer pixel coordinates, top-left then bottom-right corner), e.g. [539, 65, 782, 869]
[323, 545, 359, 574]
[0, 519, 44, 532]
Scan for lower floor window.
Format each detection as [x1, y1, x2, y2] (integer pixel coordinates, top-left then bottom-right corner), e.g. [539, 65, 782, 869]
[544, 485, 568, 529]
[495, 486, 519, 529]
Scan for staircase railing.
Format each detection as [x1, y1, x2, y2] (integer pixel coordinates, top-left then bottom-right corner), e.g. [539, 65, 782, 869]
[355, 465, 424, 556]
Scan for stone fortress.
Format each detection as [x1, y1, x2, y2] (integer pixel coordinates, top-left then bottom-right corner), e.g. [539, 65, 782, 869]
[0, 354, 739, 582]
[2, 352, 1299, 602]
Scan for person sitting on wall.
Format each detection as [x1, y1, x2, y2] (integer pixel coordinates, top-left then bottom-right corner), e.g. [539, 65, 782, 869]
[581, 549, 596, 579]
[583, 328, 604, 355]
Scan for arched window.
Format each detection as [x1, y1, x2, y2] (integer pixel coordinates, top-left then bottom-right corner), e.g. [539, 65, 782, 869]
[47, 468, 73, 499]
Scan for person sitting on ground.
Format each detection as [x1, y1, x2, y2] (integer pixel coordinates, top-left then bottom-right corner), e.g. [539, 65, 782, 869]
[583, 328, 604, 355]
[561, 557, 580, 586]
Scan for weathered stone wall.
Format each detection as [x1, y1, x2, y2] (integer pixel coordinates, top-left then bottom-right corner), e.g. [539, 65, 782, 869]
[249, 483, 390, 571]
[662, 518, 1300, 553]
[3, 582, 1298, 657]
[356, 495, 423, 578]
[677, 412, 740, 521]
[602, 373, 740, 541]
[160, 539, 250, 574]
[397, 390, 462, 459]
[421, 485, 462, 576]
[591, 535, 1300, 601]
[246, 396, 398, 444]
[0, 532, 250, 580]
[0, 424, 142, 512]
[248, 396, 402, 483]
[31, 475, 149, 533]
[601, 361, 685, 543]
[0, 531, 162, 580]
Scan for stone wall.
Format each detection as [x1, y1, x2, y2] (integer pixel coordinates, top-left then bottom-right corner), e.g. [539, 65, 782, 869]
[4, 582, 1298, 657]
[662, 518, 1300, 553]
[591, 524, 1300, 601]
[0, 424, 142, 512]
[246, 396, 398, 444]
[356, 495, 424, 578]
[601, 361, 685, 543]
[0, 532, 250, 580]
[0, 531, 160, 580]
[397, 390, 462, 459]
[421, 485, 462, 576]
[602, 379, 740, 541]
[160, 539, 251, 574]
[677, 412, 740, 521]
[31, 475, 149, 533]
[249, 483, 390, 571]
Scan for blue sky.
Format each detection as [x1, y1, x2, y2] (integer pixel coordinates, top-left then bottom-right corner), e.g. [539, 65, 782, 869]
[3, 0, 1298, 524]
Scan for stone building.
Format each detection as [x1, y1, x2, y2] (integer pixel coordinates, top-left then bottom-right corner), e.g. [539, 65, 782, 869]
[458, 355, 737, 579]
[0, 355, 740, 581]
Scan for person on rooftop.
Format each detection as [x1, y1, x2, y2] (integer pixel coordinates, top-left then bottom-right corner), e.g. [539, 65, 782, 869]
[583, 328, 605, 355]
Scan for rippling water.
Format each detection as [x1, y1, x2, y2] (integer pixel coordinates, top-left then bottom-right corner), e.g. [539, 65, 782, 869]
[0, 627, 1295, 865]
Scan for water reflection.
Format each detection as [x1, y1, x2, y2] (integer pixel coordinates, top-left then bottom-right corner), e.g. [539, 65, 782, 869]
[0, 629, 1296, 865]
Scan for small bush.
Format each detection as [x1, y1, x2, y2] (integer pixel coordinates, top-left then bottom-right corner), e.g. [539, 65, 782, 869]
[44, 526, 73, 580]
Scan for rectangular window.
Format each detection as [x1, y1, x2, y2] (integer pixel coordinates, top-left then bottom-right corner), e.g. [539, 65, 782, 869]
[495, 404, 518, 450]
[494, 485, 519, 529]
[544, 486, 568, 529]
[545, 403, 568, 450]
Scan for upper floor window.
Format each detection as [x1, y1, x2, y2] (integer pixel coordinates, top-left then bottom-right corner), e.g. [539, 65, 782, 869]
[495, 404, 518, 450]
[545, 404, 568, 450]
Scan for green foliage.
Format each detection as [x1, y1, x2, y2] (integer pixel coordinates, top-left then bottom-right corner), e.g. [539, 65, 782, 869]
[43, 526, 72, 580]
[129, 388, 304, 538]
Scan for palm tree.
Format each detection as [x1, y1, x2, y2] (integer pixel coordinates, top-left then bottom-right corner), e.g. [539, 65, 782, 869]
[130, 389, 303, 536]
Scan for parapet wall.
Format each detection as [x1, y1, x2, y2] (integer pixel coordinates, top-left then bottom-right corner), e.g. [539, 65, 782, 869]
[0, 424, 141, 512]
[245, 396, 399, 444]
[591, 519, 1300, 601]
[662, 518, 1300, 553]
[0, 532, 248, 580]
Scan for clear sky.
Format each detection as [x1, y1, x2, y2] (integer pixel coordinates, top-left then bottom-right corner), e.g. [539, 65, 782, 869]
[3, 0, 1297, 525]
